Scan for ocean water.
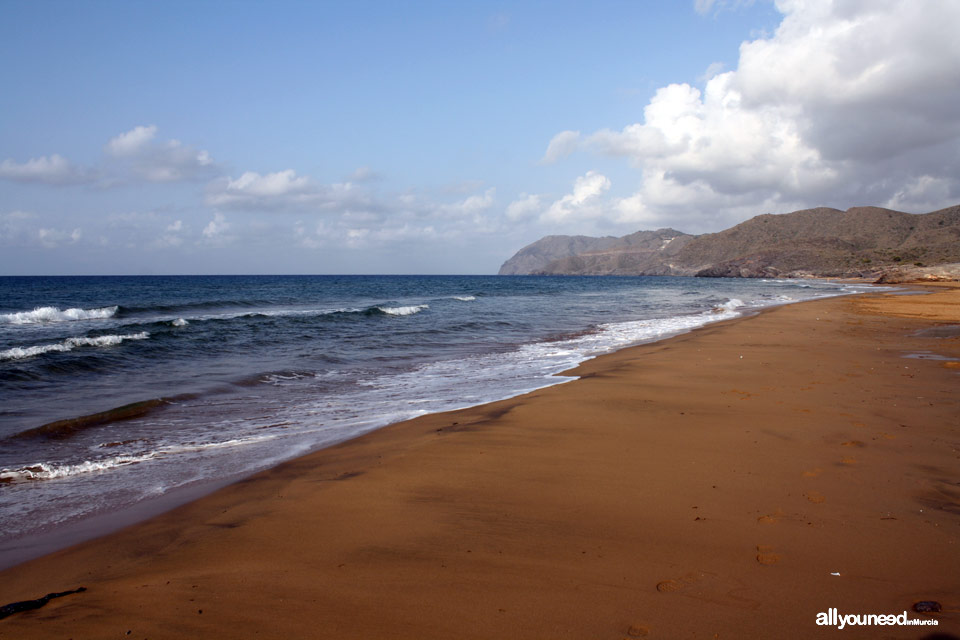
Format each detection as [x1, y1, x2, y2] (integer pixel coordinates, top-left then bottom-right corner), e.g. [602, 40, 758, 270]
[0, 275, 873, 562]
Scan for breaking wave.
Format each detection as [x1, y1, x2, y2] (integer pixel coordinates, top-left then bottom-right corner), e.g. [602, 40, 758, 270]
[713, 298, 745, 313]
[0, 332, 149, 361]
[0, 305, 118, 325]
[1, 433, 280, 484]
[0, 453, 160, 482]
[376, 304, 429, 316]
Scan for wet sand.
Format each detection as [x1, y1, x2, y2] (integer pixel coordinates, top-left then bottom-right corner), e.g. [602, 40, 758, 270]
[1, 287, 958, 639]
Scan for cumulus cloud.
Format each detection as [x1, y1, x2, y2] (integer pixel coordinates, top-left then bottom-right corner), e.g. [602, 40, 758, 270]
[541, 171, 612, 223]
[441, 188, 495, 218]
[206, 170, 377, 213]
[105, 125, 216, 183]
[105, 125, 158, 156]
[202, 212, 230, 239]
[505, 193, 544, 220]
[548, 0, 960, 230]
[541, 130, 581, 164]
[0, 154, 94, 185]
[282, 182, 501, 251]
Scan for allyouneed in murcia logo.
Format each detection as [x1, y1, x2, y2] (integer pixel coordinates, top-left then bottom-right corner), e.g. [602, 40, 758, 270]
[816, 608, 939, 629]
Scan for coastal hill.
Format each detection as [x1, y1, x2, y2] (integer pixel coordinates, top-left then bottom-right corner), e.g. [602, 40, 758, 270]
[499, 204, 960, 279]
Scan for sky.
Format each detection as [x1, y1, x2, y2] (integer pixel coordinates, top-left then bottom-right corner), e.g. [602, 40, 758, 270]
[1, 0, 958, 275]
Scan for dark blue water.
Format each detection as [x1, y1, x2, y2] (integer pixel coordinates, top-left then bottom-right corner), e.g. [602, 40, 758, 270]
[0, 275, 873, 563]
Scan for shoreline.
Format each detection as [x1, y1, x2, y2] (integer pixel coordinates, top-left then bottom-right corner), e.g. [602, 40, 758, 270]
[1, 286, 958, 638]
[0, 289, 801, 571]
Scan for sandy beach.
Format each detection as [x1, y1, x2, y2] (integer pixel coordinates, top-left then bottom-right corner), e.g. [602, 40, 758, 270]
[1, 286, 958, 639]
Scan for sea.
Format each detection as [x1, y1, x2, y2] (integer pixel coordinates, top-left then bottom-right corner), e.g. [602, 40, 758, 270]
[0, 274, 875, 566]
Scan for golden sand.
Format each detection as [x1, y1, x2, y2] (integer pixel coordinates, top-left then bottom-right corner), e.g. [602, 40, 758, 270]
[1, 287, 957, 638]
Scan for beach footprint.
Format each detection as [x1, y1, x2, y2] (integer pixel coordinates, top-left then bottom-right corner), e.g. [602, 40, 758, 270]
[756, 545, 780, 565]
[654, 571, 759, 609]
[625, 623, 650, 637]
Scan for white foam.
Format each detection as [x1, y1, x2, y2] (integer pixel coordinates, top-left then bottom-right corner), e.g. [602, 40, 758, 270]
[378, 304, 428, 316]
[714, 298, 745, 312]
[452, 296, 476, 302]
[171, 318, 189, 327]
[0, 453, 159, 482]
[0, 305, 118, 325]
[0, 431, 283, 484]
[0, 332, 149, 361]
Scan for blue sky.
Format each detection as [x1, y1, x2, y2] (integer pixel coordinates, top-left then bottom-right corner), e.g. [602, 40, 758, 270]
[2, 0, 958, 275]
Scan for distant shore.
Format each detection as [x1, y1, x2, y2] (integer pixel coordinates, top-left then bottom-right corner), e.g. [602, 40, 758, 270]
[1, 285, 957, 638]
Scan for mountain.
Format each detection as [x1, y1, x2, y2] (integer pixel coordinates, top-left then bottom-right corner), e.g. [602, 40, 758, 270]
[498, 204, 960, 279]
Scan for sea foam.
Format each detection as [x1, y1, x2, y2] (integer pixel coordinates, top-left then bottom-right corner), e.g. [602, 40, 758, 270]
[0, 305, 118, 325]
[0, 453, 159, 482]
[377, 304, 428, 316]
[0, 332, 149, 361]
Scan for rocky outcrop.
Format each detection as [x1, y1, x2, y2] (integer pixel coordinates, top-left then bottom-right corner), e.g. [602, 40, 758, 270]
[497, 234, 625, 275]
[528, 229, 694, 275]
[873, 262, 960, 283]
[499, 204, 960, 279]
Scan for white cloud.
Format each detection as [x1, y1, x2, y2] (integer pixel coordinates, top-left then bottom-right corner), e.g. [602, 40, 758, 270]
[884, 176, 957, 213]
[541, 171, 612, 223]
[37, 226, 82, 249]
[505, 193, 544, 220]
[202, 212, 230, 239]
[549, 0, 960, 231]
[155, 219, 185, 248]
[0, 154, 93, 185]
[105, 125, 217, 183]
[541, 130, 581, 164]
[348, 166, 382, 182]
[105, 125, 157, 156]
[698, 61, 726, 83]
[206, 170, 377, 213]
[695, 0, 756, 17]
[442, 188, 495, 218]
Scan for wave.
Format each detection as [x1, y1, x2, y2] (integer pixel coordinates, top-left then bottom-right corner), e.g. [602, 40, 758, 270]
[171, 318, 189, 327]
[1, 431, 280, 484]
[0, 453, 161, 483]
[9, 399, 168, 440]
[451, 296, 476, 302]
[0, 332, 149, 361]
[376, 304, 428, 316]
[0, 305, 118, 325]
[713, 298, 745, 313]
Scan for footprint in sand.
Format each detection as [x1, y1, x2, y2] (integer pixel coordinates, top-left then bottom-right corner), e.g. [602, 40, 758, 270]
[840, 457, 857, 465]
[802, 468, 822, 478]
[656, 580, 684, 593]
[654, 572, 759, 609]
[841, 440, 865, 447]
[756, 545, 781, 565]
[626, 623, 650, 637]
[805, 491, 826, 503]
